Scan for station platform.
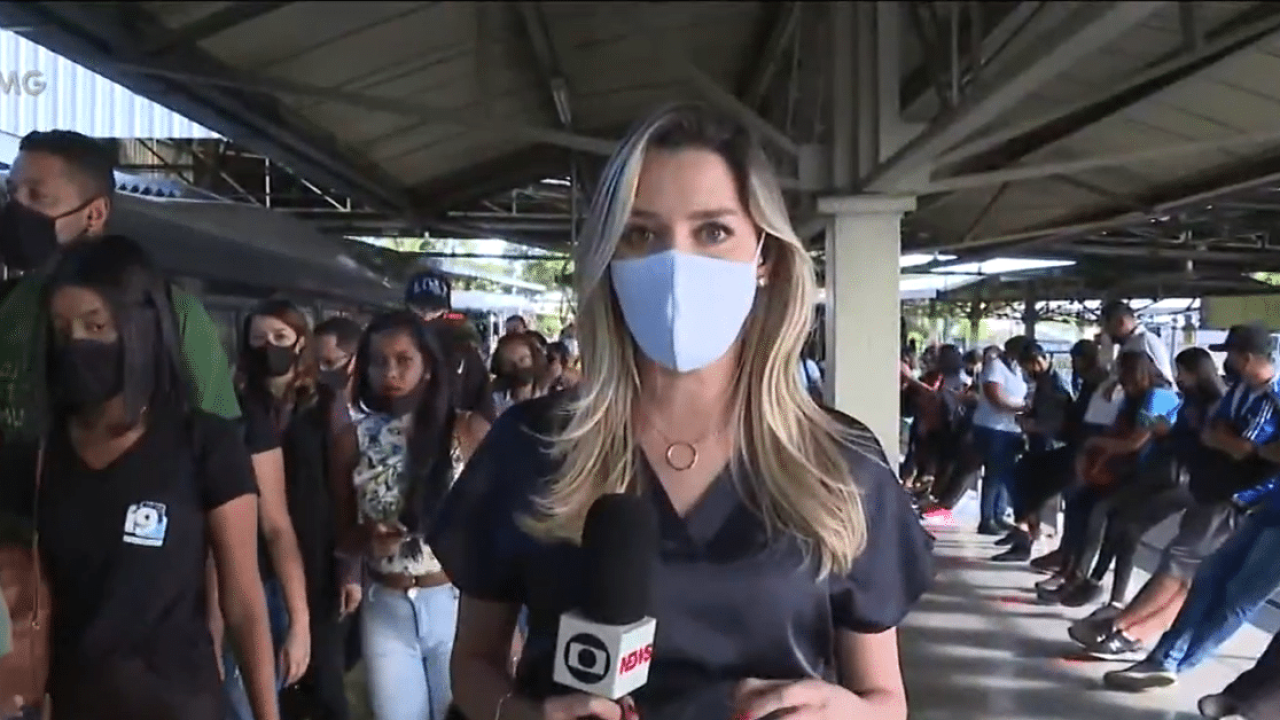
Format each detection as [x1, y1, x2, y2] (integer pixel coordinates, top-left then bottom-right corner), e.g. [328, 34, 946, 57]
[904, 503, 1277, 720]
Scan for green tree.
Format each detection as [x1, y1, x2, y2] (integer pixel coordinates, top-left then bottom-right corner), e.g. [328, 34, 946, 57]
[520, 255, 573, 289]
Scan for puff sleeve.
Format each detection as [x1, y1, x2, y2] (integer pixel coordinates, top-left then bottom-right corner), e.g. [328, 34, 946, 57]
[430, 397, 554, 603]
[826, 420, 935, 633]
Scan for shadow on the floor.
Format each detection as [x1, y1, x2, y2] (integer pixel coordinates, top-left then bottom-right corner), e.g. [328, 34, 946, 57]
[902, 535, 1204, 720]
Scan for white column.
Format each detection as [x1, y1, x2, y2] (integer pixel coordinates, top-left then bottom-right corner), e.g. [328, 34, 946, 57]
[817, 195, 916, 456]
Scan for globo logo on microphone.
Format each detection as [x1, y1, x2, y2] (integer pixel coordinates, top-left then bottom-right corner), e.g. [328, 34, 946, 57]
[553, 611, 658, 700]
[564, 633, 612, 684]
[563, 633, 654, 683]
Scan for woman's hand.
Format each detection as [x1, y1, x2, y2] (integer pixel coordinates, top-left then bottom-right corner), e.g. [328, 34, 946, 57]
[339, 583, 363, 618]
[731, 678, 860, 720]
[279, 623, 311, 686]
[538, 694, 636, 720]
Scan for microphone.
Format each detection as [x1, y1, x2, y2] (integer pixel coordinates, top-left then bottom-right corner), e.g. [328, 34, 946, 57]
[553, 493, 658, 700]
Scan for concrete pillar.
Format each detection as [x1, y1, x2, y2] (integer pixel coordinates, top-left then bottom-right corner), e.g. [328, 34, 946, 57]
[1022, 286, 1039, 340]
[817, 194, 916, 455]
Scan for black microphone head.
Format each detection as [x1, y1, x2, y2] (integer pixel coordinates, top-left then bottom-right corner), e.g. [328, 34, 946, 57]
[581, 493, 657, 626]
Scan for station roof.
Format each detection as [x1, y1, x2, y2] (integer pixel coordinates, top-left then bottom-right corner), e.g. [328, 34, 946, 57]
[6, 2, 1280, 299]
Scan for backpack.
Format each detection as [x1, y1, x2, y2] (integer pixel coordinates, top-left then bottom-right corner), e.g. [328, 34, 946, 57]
[0, 441, 50, 718]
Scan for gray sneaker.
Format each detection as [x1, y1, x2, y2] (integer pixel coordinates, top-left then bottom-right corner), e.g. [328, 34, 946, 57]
[1083, 602, 1124, 623]
[1104, 660, 1177, 692]
[1068, 616, 1112, 649]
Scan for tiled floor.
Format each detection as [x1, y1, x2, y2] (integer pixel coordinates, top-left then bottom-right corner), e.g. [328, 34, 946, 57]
[903, 523, 1276, 720]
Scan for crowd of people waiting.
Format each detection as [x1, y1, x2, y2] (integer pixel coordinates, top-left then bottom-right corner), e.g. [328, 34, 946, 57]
[900, 301, 1280, 720]
[0, 129, 580, 720]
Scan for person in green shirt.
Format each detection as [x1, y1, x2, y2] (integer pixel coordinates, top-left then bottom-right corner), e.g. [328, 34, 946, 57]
[0, 132, 311, 684]
[0, 130, 241, 436]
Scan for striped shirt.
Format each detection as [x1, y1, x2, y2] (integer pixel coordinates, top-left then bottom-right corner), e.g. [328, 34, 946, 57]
[1214, 376, 1280, 509]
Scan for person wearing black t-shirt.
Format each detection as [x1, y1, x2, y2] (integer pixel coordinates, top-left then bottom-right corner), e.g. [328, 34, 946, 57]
[0, 236, 276, 720]
[234, 300, 360, 720]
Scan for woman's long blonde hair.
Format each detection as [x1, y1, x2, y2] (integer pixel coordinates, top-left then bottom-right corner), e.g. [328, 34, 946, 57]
[521, 103, 882, 577]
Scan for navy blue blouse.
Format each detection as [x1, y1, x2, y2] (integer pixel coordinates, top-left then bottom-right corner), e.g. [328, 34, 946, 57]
[429, 395, 934, 720]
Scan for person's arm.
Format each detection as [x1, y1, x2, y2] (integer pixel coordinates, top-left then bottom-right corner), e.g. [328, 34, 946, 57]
[198, 413, 279, 719]
[457, 411, 491, 463]
[1228, 400, 1280, 460]
[210, 494, 279, 720]
[251, 447, 311, 684]
[206, 553, 226, 678]
[172, 287, 242, 420]
[452, 597, 530, 719]
[1091, 428, 1153, 455]
[982, 381, 1025, 412]
[1260, 441, 1280, 464]
[731, 630, 908, 720]
[452, 599, 620, 720]
[733, 433, 925, 720]
[464, 349, 498, 423]
[1201, 390, 1237, 449]
[327, 396, 362, 556]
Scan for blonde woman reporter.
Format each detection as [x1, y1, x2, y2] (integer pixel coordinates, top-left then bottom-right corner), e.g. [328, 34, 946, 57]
[430, 104, 934, 720]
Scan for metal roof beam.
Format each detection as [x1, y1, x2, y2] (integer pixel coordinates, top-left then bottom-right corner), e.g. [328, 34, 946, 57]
[409, 146, 571, 215]
[864, 1, 1171, 192]
[144, 2, 294, 56]
[933, 4, 1280, 172]
[114, 63, 619, 157]
[738, 2, 800, 109]
[634, 9, 798, 157]
[516, 2, 574, 129]
[920, 127, 1280, 193]
[899, 1, 1045, 120]
[917, 153, 1280, 261]
[1063, 243, 1280, 267]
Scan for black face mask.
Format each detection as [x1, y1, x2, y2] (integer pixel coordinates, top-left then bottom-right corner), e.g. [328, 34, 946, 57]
[318, 368, 349, 392]
[0, 200, 60, 272]
[51, 339, 124, 410]
[249, 344, 296, 378]
[504, 366, 539, 387]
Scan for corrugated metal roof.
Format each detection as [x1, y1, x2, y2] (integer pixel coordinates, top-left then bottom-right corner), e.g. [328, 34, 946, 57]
[0, 28, 219, 139]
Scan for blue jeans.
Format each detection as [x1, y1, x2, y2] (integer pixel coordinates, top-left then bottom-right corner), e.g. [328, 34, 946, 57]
[361, 582, 459, 720]
[1147, 516, 1280, 673]
[973, 426, 1022, 529]
[224, 578, 289, 720]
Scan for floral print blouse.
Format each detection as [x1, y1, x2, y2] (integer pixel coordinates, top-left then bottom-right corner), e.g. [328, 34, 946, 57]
[353, 410, 463, 576]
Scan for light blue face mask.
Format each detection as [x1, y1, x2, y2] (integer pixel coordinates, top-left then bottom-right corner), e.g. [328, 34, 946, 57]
[609, 248, 759, 372]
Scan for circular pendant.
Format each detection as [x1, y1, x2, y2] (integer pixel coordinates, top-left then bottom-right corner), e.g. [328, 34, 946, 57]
[664, 442, 698, 471]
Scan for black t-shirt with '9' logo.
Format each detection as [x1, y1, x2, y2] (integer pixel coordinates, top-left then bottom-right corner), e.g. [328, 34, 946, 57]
[25, 408, 257, 720]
